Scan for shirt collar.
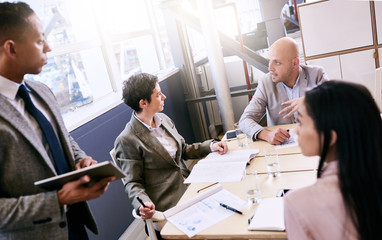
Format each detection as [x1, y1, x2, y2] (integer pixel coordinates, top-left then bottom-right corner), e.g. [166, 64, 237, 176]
[0, 75, 23, 100]
[134, 112, 162, 131]
[281, 69, 301, 90]
[321, 160, 338, 178]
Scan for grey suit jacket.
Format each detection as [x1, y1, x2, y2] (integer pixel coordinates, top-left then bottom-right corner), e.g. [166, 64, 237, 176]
[239, 64, 329, 139]
[0, 80, 97, 240]
[114, 113, 212, 212]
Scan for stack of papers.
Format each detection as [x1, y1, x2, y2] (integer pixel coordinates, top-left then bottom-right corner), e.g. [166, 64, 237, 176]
[184, 149, 259, 183]
[164, 185, 247, 237]
[248, 197, 285, 231]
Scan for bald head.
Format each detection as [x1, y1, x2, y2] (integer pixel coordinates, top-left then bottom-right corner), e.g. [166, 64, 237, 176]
[267, 37, 300, 87]
[270, 37, 299, 61]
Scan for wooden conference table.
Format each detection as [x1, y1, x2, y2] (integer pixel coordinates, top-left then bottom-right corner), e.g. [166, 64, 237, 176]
[161, 124, 319, 239]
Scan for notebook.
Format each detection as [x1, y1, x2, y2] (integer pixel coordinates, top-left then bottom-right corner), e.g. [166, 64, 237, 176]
[248, 197, 285, 231]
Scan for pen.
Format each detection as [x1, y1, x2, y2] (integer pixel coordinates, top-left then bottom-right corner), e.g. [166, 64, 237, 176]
[248, 213, 255, 225]
[219, 203, 243, 215]
[136, 196, 147, 208]
[197, 182, 218, 193]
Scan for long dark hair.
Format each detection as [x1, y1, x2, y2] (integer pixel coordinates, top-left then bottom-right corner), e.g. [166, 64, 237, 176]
[304, 80, 382, 240]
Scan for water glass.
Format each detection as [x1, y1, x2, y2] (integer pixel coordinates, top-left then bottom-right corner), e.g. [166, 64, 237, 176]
[264, 145, 280, 178]
[234, 122, 248, 147]
[244, 170, 261, 205]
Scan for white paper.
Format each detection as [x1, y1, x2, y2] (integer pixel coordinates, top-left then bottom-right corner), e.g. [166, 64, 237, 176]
[184, 149, 259, 183]
[165, 185, 247, 237]
[248, 197, 285, 231]
[184, 161, 247, 183]
[276, 129, 298, 149]
[200, 149, 259, 163]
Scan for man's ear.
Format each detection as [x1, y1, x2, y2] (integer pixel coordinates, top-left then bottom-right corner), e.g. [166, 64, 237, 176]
[330, 130, 337, 147]
[293, 57, 299, 68]
[2, 40, 17, 57]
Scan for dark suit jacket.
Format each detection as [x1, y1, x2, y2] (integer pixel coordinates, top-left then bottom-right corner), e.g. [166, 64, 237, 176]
[114, 113, 212, 212]
[0, 80, 97, 240]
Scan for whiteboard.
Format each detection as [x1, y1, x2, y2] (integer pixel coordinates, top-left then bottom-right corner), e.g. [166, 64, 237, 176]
[376, 67, 382, 111]
[307, 55, 342, 80]
[340, 49, 376, 103]
[299, 1, 373, 57]
[376, 2, 382, 45]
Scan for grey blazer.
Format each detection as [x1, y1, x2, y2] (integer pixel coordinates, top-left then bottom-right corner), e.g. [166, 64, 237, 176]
[0, 80, 97, 240]
[114, 113, 212, 212]
[239, 64, 329, 139]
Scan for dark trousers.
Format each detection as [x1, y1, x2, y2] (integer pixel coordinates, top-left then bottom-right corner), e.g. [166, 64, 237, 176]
[144, 222, 165, 240]
[67, 204, 89, 240]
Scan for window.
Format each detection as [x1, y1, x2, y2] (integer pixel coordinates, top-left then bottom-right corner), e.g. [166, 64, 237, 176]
[183, 0, 262, 62]
[23, 0, 175, 130]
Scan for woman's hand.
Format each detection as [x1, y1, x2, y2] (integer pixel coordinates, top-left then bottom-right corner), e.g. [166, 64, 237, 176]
[212, 141, 228, 155]
[139, 201, 156, 220]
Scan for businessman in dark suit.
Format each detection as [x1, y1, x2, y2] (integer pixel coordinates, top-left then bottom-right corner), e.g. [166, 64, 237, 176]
[0, 2, 114, 239]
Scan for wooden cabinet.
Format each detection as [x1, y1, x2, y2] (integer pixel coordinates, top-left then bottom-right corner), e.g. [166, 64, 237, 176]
[299, 1, 373, 57]
[376, 2, 382, 45]
[298, 0, 381, 110]
[340, 50, 376, 96]
[306, 55, 341, 80]
[307, 50, 376, 101]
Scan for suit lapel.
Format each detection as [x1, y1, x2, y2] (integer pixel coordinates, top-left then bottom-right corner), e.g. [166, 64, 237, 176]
[160, 117, 183, 161]
[25, 80, 76, 170]
[130, 115, 178, 167]
[299, 66, 309, 97]
[0, 95, 57, 174]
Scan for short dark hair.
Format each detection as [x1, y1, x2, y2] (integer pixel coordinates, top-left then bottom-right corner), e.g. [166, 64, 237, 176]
[0, 2, 35, 44]
[122, 73, 158, 112]
[304, 80, 382, 240]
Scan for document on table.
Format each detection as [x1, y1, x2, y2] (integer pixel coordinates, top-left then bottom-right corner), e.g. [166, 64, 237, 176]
[276, 129, 298, 149]
[164, 184, 247, 237]
[184, 149, 259, 183]
[248, 197, 285, 231]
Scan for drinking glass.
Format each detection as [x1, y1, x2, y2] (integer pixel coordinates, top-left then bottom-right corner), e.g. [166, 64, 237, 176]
[234, 122, 248, 147]
[264, 145, 280, 178]
[244, 170, 261, 205]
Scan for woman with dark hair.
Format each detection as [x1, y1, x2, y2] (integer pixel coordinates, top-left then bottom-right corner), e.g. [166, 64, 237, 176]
[114, 73, 227, 238]
[284, 80, 382, 239]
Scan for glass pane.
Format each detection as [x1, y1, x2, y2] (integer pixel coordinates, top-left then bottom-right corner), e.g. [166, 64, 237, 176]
[94, 0, 150, 35]
[152, 1, 175, 69]
[26, 48, 112, 115]
[187, 27, 207, 62]
[114, 36, 160, 80]
[28, 0, 99, 48]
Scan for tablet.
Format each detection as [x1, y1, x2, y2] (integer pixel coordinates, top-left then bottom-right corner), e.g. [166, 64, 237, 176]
[34, 161, 126, 190]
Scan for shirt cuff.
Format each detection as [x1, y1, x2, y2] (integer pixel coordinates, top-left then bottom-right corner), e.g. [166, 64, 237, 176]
[253, 128, 264, 140]
[210, 139, 219, 152]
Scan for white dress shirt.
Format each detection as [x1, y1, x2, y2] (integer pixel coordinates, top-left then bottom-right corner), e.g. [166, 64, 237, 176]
[0, 75, 61, 161]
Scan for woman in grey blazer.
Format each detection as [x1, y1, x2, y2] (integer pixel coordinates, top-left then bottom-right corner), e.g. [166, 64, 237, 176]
[114, 73, 227, 225]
